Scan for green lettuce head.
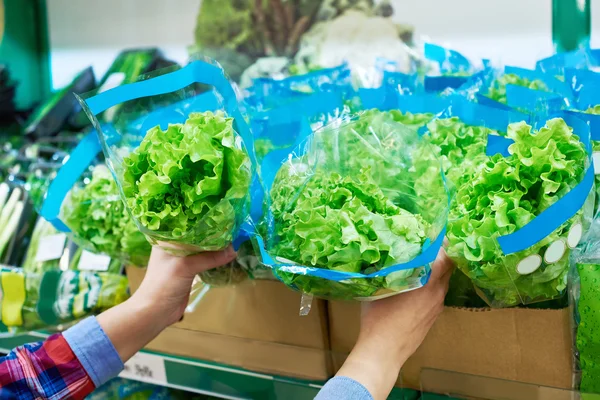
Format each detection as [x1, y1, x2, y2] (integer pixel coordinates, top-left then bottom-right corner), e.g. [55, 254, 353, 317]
[262, 110, 448, 300]
[447, 117, 591, 307]
[63, 165, 152, 267]
[485, 73, 550, 104]
[121, 111, 252, 256]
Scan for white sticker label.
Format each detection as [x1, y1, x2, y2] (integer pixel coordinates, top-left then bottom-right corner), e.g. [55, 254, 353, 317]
[120, 352, 167, 384]
[35, 234, 67, 263]
[98, 72, 126, 93]
[77, 250, 111, 272]
[593, 152, 600, 175]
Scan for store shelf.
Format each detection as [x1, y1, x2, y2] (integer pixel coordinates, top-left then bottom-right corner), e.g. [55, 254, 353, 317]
[0, 332, 419, 400]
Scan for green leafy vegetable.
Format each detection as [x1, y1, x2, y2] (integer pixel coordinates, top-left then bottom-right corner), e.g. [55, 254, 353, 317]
[22, 218, 63, 274]
[486, 73, 550, 104]
[584, 105, 600, 214]
[447, 118, 589, 306]
[265, 110, 446, 300]
[63, 165, 151, 267]
[121, 111, 252, 255]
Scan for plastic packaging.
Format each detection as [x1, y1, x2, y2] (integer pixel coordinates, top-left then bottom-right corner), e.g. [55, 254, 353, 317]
[0, 265, 129, 335]
[447, 112, 594, 307]
[459, 66, 572, 114]
[68, 48, 169, 130]
[255, 108, 449, 301]
[76, 59, 255, 286]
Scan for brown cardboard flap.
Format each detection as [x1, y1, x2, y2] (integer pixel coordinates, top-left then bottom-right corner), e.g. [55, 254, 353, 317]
[147, 326, 331, 381]
[127, 266, 332, 380]
[328, 301, 573, 390]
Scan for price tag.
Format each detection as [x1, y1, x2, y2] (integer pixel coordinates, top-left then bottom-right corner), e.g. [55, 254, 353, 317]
[594, 152, 600, 175]
[77, 250, 111, 272]
[35, 234, 67, 263]
[119, 352, 167, 384]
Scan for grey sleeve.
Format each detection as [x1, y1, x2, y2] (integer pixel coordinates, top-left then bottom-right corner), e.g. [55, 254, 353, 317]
[315, 376, 374, 400]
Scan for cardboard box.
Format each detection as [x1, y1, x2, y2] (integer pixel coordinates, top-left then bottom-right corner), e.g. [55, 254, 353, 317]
[127, 267, 332, 381]
[329, 301, 574, 390]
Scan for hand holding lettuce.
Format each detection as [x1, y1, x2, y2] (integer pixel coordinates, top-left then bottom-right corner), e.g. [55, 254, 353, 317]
[258, 110, 448, 300]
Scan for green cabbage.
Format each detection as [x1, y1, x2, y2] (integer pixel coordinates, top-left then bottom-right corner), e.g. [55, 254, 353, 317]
[266, 110, 446, 300]
[486, 73, 550, 104]
[63, 165, 151, 267]
[447, 118, 589, 306]
[121, 111, 252, 254]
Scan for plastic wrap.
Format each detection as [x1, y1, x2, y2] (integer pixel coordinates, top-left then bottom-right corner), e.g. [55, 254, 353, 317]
[0, 265, 129, 336]
[459, 66, 572, 114]
[76, 59, 255, 287]
[255, 108, 449, 301]
[447, 112, 594, 307]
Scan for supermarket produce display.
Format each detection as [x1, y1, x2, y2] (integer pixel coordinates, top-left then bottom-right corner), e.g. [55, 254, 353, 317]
[6, 34, 600, 398]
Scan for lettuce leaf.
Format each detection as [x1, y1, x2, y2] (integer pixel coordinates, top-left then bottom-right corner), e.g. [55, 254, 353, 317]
[447, 118, 588, 306]
[63, 165, 151, 267]
[486, 73, 550, 104]
[266, 111, 446, 300]
[122, 111, 252, 253]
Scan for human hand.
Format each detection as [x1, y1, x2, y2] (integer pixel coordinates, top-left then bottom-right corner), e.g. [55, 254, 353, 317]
[336, 249, 454, 400]
[97, 246, 236, 362]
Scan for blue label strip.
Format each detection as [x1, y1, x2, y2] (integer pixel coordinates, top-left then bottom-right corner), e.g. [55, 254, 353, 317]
[43, 63, 238, 234]
[424, 43, 472, 73]
[492, 111, 593, 254]
[40, 130, 103, 232]
[254, 227, 445, 282]
[497, 166, 593, 255]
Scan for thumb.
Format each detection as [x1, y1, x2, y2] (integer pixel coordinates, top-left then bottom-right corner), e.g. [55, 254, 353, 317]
[186, 245, 237, 274]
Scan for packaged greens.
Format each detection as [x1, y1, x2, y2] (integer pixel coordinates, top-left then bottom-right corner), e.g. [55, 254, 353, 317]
[447, 113, 594, 307]
[255, 109, 448, 301]
[61, 164, 151, 267]
[21, 217, 68, 274]
[76, 60, 255, 286]
[0, 182, 37, 267]
[0, 265, 129, 335]
[461, 66, 572, 113]
[24, 67, 96, 139]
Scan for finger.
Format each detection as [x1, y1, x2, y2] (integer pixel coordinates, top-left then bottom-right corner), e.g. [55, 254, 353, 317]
[185, 245, 237, 273]
[428, 247, 455, 282]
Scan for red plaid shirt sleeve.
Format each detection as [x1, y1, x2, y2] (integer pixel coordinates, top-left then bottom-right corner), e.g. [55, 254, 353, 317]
[0, 333, 95, 400]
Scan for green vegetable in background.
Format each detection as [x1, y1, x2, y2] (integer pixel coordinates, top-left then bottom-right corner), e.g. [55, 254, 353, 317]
[22, 217, 63, 274]
[447, 118, 589, 307]
[1, 266, 129, 333]
[63, 165, 151, 267]
[584, 105, 600, 214]
[266, 110, 446, 300]
[0, 184, 25, 261]
[485, 73, 550, 104]
[575, 262, 600, 393]
[122, 110, 252, 258]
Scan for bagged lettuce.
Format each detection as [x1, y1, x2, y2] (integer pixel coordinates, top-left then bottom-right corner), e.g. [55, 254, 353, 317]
[447, 115, 594, 307]
[76, 60, 255, 286]
[60, 165, 151, 267]
[256, 109, 448, 301]
[0, 265, 129, 335]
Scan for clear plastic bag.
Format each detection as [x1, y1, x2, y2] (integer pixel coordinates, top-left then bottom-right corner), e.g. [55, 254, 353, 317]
[0, 265, 129, 336]
[255, 109, 449, 301]
[60, 164, 152, 268]
[76, 59, 255, 287]
[446, 112, 594, 307]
